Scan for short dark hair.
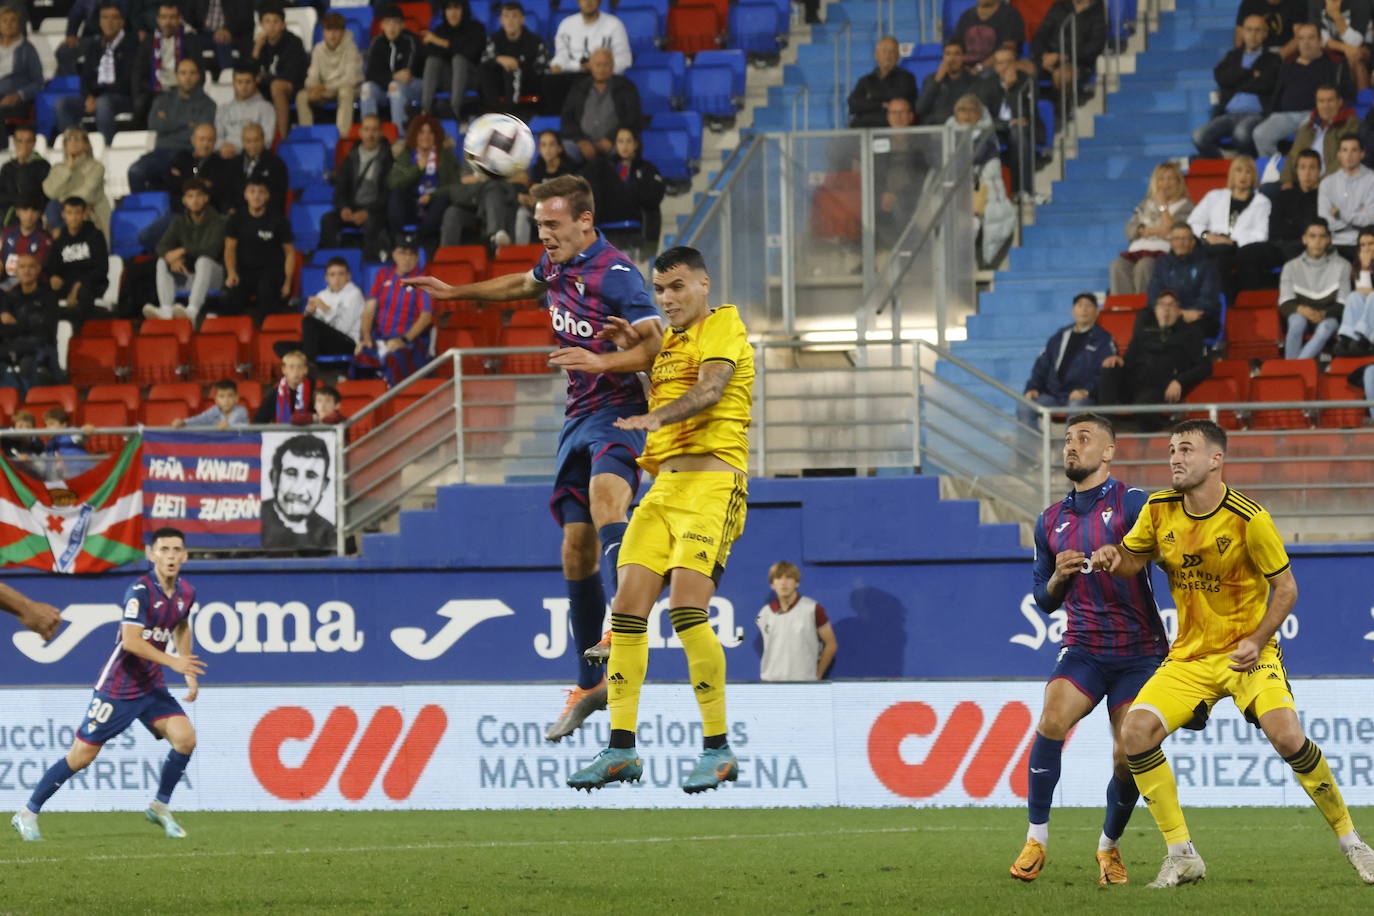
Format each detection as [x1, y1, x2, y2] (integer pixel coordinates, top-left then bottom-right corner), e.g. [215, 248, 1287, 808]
[1072, 291, 1098, 308]
[1066, 412, 1116, 442]
[158, 1, 180, 12]
[233, 62, 257, 76]
[1169, 418, 1227, 454]
[944, 37, 964, 50]
[317, 385, 341, 402]
[500, 1, 525, 12]
[325, 256, 350, 271]
[1315, 83, 1341, 99]
[62, 196, 87, 210]
[530, 174, 594, 220]
[15, 196, 41, 211]
[181, 177, 210, 195]
[379, 4, 404, 20]
[10, 123, 35, 139]
[322, 12, 346, 29]
[1339, 135, 1364, 150]
[653, 246, 708, 274]
[1306, 217, 1332, 234]
[258, 4, 286, 22]
[244, 177, 271, 192]
[271, 434, 331, 485]
[211, 378, 238, 393]
[1154, 288, 1180, 304]
[98, 2, 123, 14]
[149, 526, 186, 546]
[1296, 148, 1322, 165]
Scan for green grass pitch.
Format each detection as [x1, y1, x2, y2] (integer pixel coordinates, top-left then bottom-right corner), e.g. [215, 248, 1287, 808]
[3, 807, 1371, 913]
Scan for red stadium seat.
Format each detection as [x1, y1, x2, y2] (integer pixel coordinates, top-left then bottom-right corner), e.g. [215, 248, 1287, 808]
[434, 327, 487, 376]
[132, 336, 184, 384]
[500, 326, 555, 374]
[666, 3, 722, 55]
[23, 385, 79, 414]
[337, 379, 388, 401]
[253, 332, 298, 381]
[342, 395, 377, 442]
[67, 337, 120, 385]
[86, 384, 142, 413]
[0, 387, 19, 421]
[1225, 308, 1280, 360]
[433, 245, 489, 277]
[201, 315, 255, 356]
[1210, 358, 1251, 389]
[1326, 356, 1372, 378]
[1096, 310, 1135, 353]
[261, 313, 303, 336]
[441, 307, 501, 346]
[147, 383, 202, 411]
[140, 399, 188, 427]
[1185, 173, 1227, 203]
[428, 261, 477, 308]
[236, 380, 264, 414]
[1232, 289, 1278, 309]
[494, 244, 544, 264]
[78, 401, 130, 454]
[1188, 158, 1231, 176]
[1248, 375, 1310, 429]
[1183, 377, 1244, 430]
[383, 378, 450, 423]
[1317, 373, 1366, 428]
[1257, 358, 1318, 397]
[189, 333, 243, 383]
[1102, 294, 1145, 312]
[397, 2, 430, 33]
[82, 318, 134, 363]
[141, 316, 193, 345]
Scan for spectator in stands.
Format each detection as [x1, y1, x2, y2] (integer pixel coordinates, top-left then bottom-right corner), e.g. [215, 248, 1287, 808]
[57, 3, 136, 145]
[0, 8, 42, 147]
[1097, 290, 1211, 431]
[229, 122, 289, 216]
[847, 36, 918, 128]
[520, 129, 577, 238]
[1280, 216, 1348, 357]
[356, 237, 432, 386]
[441, 151, 521, 249]
[41, 129, 111, 242]
[293, 385, 345, 426]
[421, 0, 487, 117]
[1020, 292, 1114, 424]
[1032, 0, 1107, 102]
[0, 253, 60, 392]
[0, 197, 51, 290]
[1235, 0, 1306, 55]
[956, 95, 1014, 266]
[386, 114, 460, 247]
[478, 2, 548, 112]
[1318, 134, 1374, 255]
[276, 256, 365, 367]
[147, 177, 226, 321]
[1148, 225, 1224, 337]
[559, 48, 642, 163]
[873, 98, 930, 249]
[255, 350, 315, 424]
[185, 0, 255, 77]
[137, 122, 234, 252]
[47, 197, 109, 321]
[1335, 226, 1374, 354]
[1109, 161, 1193, 295]
[1276, 84, 1357, 187]
[4, 410, 43, 459]
[215, 65, 277, 158]
[1238, 147, 1323, 285]
[41, 407, 92, 457]
[297, 13, 364, 135]
[988, 47, 1042, 199]
[128, 58, 216, 193]
[584, 127, 664, 258]
[1314, 0, 1371, 91]
[362, 5, 423, 132]
[132, 2, 203, 124]
[57, 0, 110, 76]
[1192, 14, 1280, 158]
[0, 127, 49, 227]
[550, 0, 631, 75]
[252, 5, 308, 143]
[757, 561, 837, 682]
[223, 178, 294, 323]
[1254, 22, 1355, 156]
[952, 0, 1027, 70]
[915, 39, 992, 127]
[1188, 154, 1271, 301]
[322, 115, 394, 255]
[174, 378, 249, 428]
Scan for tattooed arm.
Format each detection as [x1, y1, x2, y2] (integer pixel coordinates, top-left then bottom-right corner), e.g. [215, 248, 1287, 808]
[614, 360, 735, 431]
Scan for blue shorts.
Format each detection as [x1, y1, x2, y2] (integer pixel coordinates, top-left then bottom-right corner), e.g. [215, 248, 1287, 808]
[76, 687, 186, 746]
[550, 405, 645, 526]
[1049, 646, 1164, 713]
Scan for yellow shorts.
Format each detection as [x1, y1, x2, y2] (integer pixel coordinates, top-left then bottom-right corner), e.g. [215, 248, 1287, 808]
[618, 470, 747, 580]
[1131, 641, 1296, 733]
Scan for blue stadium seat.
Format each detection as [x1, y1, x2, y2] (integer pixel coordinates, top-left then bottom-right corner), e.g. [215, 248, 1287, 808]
[527, 115, 561, 138]
[649, 111, 702, 163]
[634, 50, 687, 97]
[693, 49, 746, 99]
[277, 140, 330, 187]
[297, 183, 334, 204]
[641, 127, 693, 184]
[310, 248, 364, 276]
[906, 58, 940, 93]
[120, 191, 171, 213]
[110, 207, 158, 258]
[290, 203, 332, 253]
[618, 0, 669, 17]
[300, 265, 328, 299]
[618, 7, 662, 56]
[626, 65, 678, 114]
[291, 124, 341, 150]
[942, 0, 978, 38]
[728, 2, 784, 56]
[684, 64, 735, 118]
[361, 260, 387, 294]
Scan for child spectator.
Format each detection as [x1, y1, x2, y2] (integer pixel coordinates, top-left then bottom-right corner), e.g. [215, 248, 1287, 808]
[757, 561, 838, 681]
[41, 407, 93, 455]
[0, 197, 51, 290]
[255, 350, 316, 424]
[276, 257, 365, 367]
[174, 378, 249, 429]
[584, 127, 663, 258]
[292, 385, 345, 425]
[4, 409, 43, 459]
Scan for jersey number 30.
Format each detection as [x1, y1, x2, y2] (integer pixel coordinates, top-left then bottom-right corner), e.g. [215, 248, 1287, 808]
[86, 698, 114, 724]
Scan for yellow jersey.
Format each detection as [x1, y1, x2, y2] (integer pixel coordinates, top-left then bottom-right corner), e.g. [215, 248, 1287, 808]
[639, 304, 754, 475]
[1122, 486, 1291, 661]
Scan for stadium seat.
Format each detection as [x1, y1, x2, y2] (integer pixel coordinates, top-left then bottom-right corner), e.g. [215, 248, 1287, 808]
[1257, 358, 1318, 397]
[1188, 158, 1230, 177]
[82, 318, 134, 363]
[120, 190, 172, 213]
[311, 248, 365, 275]
[338, 378, 388, 401]
[277, 140, 331, 187]
[618, 7, 663, 56]
[23, 384, 79, 414]
[684, 63, 735, 119]
[434, 327, 487, 376]
[262, 313, 304, 335]
[1096, 310, 1135, 352]
[0, 387, 15, 422]
[236, 380, 264, 414]
[1317, 373, 1366, 428]
[190, 333, 243, 383]
[666, 3, 723, 56]
[86, 384, 142, 413]
[810, 171, 861, 241]
[1102, 294, 1144, 312]
[300, 266, 328, 301]
[641, 126, 694, 184]
[1248, 375, 1310, 429]
[434, 244, 489, 276]
[442, 307, 502, 346]
[428, 261, 477, 301]
[66, 337, 120, 385]
[132, 337, 184, 385]
[1184, 173, 1227, 202]
[729, 2, 785, 57]
[110, 207, 158, 258]
[500, 326, 556, 374]
[290, 203, 332, 253]
[148, 382, 202, 411]
[1233, 289, 1279, 309]
[297, 183, 334, 204]
[78, 401, 130, 453]
[1225, 308, 1280, 360]
[1210, 358, 1252, 389]
[626, 65, 679, 114]
[254, 332, 297, 380]
[284, 6, 319, 49]
[506, 309, 548, 328]
[1183, 377, 1243, 430]
[494, 243, 545, 264]
[201, 315, 255, 356]
[139, 399, 188, 427]
[397, 2, 431, 33]
[141, 317, 193, 346]
[382, 378, 449, 421]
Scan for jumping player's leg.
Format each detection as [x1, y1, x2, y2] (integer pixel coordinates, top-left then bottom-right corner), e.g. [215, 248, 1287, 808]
[667, 566, 738, 793]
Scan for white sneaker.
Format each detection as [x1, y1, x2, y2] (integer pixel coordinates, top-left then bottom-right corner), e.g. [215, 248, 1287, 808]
[1146, 853, 1206, 888]
[490, 229, 511, 249]
[10, 811, 41, 841]
[143, 304, 171, 320]
[1345, 840, 1374, 884]
[170, 304, 190, 320]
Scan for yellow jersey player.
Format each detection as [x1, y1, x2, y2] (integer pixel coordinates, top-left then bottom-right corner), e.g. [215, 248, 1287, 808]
[1092, 419, 1374, 888]
[566, 245, 753, 794]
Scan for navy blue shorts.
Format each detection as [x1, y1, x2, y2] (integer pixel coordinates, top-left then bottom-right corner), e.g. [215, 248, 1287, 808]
[1049, 646, 1164, 712]
[76, 687, 185, 746]
[550, 405, 645, 525]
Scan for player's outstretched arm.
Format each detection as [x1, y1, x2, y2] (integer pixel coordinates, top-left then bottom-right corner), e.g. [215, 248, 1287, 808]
[174, 620, 199, 702]
[551, 317, 663, 374]
[120, 623, 207, 678]
[615, 360, 734, 431]
[1090, 544, 1147, 578]
[0, 582, 61, 640]
[401, 271, 546, 303]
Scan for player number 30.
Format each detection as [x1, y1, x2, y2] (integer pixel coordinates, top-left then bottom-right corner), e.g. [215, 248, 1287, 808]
[85, 698, 114, 724]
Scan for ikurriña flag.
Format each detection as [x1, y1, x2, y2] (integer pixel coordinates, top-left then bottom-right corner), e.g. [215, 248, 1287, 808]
[0, 436, 144, 572]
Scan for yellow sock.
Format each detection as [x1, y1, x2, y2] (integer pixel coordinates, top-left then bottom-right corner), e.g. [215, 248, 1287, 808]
[1128, 746, 1191, 845]
[1286, 739, 1355, 837]
[670, 607, 727, 737]
[607, 613, 648, 734]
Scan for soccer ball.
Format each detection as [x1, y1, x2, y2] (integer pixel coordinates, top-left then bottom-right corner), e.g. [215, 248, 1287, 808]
[463, 113, 536, 180]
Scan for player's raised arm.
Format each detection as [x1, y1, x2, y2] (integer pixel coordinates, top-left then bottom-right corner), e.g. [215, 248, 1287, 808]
[551, 317, 663, 374]
[616, 360, 734, 431]
[401, 270, 547, 302]
[0, 582, 61, 640]
[174, 618, 199, 701]
[120, 622, 206, 679]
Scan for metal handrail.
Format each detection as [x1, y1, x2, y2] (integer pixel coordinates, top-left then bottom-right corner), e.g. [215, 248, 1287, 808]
[1056, 7, 1079, 164]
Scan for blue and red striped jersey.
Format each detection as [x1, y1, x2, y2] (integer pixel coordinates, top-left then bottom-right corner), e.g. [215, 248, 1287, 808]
[96, 574, 196, 699]
[1032, 478, 1166, 658]
[531, 232, 660, 418]
[369, 266, 433, 343]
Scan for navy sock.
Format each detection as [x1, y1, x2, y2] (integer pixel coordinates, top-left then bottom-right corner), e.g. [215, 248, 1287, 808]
[597, 522, 628, 597]
[568, 574, 606, 690]
[156, 749, 192, 805]
[1102, 772, 1140, 841]
[27, 758, 76, 814]
[1027, 734, 1064, 825]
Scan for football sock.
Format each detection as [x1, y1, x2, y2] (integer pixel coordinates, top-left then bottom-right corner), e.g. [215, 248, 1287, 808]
[1167, 841, 1197, 857]
[670, 607, 727, 738]
[1285, 739, 1355, 837]
[1338, 831, 1362, 853]
[156, 749, 192, 805]
[27, 758, 76, 814]
[568, 574, 606, 690]
[1128, 745, 1191, 845]
[1026, 733, 1063, 828]
[1102, 772, 1140, 841]
[1027, 822, 1048, 845]
[1098, 833, 1118, 852]
[607, 613, 648, 743]
[596, 522, 627, 597]
[703, 734, 727, 751]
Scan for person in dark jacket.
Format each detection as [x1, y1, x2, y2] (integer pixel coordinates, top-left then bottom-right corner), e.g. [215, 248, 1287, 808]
[559, 48, 641, 163]
[252, 5, 308, 144]
[363, 5, 424, 131]
[228, 123, 289, 216]
[1280, 86, 1359, 187]
[0, 253, 61, 393]
[1098, 290, 1212, 431]
[131, 2, 204, 122]
[128, 58, 217, 192]
[223, 179, 294, 324]
[478, 1, 549, 111]
[1238, 148, 1323, 288]
[914, 39, 993, 126]
[987, 47, 1044, 197]
[847, 36, 917, 128]
[322, 114, 394, 253]
[47, 197, 109, 326]
[1192, 14, 1281, 158]
[57, 3, 137, 144]
[421, 0, 487, 117]
[0, 8, 43, 146]
[57, 0, 112, 76]
[584, 127, 664, 257]
[184, 0, 257, 76]
[1020, 292, 1115, 425]
[136, 121, 236, 252]
[951, 0, 1026, 68]
[1254, 22, 1357, 156]
[1146, 225, 1224, 338]
[1032, 0, 1107, 97]
[0, 126, 50, 227]
[386, 114, 461, 246]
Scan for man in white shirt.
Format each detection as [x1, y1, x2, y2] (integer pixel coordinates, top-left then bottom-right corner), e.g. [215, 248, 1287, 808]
[756, 561, 838, 682]
[273, 257, 365, 368]
[551, 0, 631, 74]
[1318, 135, 1374, 255]
[214, 64, 276, 158]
